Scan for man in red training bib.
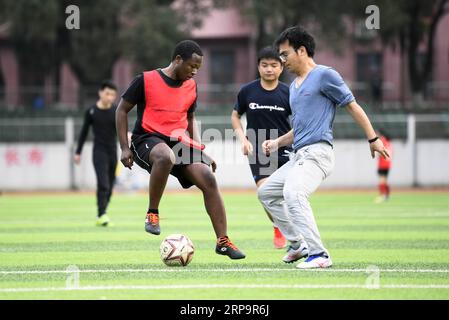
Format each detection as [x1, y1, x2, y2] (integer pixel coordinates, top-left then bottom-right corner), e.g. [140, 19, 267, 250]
[116, 40, 245, 259]
[376, 129, 393, 203]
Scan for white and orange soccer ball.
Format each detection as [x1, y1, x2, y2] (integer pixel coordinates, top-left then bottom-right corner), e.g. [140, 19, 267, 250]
[159, 234, 195, 267]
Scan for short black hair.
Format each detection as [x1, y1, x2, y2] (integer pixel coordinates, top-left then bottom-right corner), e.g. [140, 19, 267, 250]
[274, 26, 315, 58]
[100, 80, 117, 91]
[257, 46, 282, 64]
[171, 40, 203, 61]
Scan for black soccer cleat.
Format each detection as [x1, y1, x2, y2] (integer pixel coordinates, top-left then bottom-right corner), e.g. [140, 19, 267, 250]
[215, 236, 246, 260]
[145, 213, 160, 235]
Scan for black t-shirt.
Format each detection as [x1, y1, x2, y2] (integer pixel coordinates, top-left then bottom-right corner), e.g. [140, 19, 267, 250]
[234, 80, 292, 158]
[75, 104, 117, 154]
[121, 69, 197, 135]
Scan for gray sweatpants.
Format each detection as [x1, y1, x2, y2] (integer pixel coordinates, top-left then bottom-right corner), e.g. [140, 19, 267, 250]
[257, 142, 335, 256]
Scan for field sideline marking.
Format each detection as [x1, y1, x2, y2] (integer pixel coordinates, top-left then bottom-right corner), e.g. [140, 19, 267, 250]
[1, 284, 449, 293]
[1, 268, 449, 275]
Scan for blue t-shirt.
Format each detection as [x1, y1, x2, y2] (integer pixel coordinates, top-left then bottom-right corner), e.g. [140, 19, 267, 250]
[234, 80, 292, 156]
[290, 65, 355, 151]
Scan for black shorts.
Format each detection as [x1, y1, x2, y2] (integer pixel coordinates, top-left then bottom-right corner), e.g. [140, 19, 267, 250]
[130, 132, 212, 189]
[378, 169, 390, 177]
[249, 154, 290, 183]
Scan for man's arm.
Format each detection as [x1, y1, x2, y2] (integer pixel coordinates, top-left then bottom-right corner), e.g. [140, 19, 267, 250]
[187, 112, 217, 172]
[116, 98, 135, 169]
[276, 129, 294, 148]
[262, 129, 294, 155]
[345, 101, 389, 159]
[231, 110, 253, 155]
[74, 108, 92, 164]
[187, 112, 201, 143]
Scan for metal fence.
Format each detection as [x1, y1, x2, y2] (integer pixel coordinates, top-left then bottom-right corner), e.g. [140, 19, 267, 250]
[0, 114, 448, 143]
[2, 82, 449, 113]
[1, 114, 449, 189]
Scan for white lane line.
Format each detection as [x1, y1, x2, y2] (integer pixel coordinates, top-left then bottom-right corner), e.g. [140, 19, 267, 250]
[1, 284, 449, 293]
[0, 268, 449, 275]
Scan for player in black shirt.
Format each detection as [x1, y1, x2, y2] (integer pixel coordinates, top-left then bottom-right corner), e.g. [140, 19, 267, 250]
[231, 47, 292, 249]
[74, 81, 118, 227]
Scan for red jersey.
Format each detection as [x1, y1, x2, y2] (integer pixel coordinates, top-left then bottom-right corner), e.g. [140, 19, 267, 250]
[378, 135, 393, 169]
[142, 70, 204, 150]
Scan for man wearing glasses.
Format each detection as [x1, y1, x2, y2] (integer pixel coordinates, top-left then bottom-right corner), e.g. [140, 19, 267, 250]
[258, 26, 389, 269]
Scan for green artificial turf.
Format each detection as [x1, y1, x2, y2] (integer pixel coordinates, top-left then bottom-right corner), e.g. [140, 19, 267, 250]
[0, 191, 448, 300]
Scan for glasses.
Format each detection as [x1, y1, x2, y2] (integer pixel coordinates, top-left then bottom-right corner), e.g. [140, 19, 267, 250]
[279, 51, 293, 62]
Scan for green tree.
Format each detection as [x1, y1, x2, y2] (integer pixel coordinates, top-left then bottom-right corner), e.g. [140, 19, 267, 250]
[0, 0, 205, 106]
[119, 0, 210, 72]
[0, 0, 60, 104]
[213, 0, 353, 53]
[377, 0, 448, 102]
[63, 0, 123, 87]
[216, 0, 449, 102]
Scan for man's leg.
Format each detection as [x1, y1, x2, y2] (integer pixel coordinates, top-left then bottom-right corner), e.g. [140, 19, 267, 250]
[385, 174, 391, 199]
[92, 149, 115, 227]
[283, 144, 334, 258]
[376, 174, 384, 203]
[255, 178, 274, 222]
[93, 149, 110, 218]
[257, 160, 302, 242]
[256, 177, 286, 249]
[142, 143, 176, 235]
[258, 161, 308, 262]
[105, 155, 117, 208]
[181, 163, 226, 237]
[180, 163, 245, 259]
[148, 143, 176, 210]
[377, 174, 389, 202]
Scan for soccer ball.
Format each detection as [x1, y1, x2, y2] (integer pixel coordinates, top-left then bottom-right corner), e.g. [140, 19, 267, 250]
[159, 234, 195, 267]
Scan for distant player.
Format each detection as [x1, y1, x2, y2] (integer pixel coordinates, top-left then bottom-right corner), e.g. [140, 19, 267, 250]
[74, 81, 118, 227]
[231, 46, 291, 249]
[258, 26, 389, 269]
[116, 40, 245, 259]
[375, 129, 393, 203]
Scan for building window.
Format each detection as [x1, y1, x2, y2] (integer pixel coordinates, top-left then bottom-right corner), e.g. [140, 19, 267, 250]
[356, 53, 383, 102]
[210, 50, 235, 85]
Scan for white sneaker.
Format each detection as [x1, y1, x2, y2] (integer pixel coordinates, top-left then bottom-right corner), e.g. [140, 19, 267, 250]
[282, 241, 308, 263]
[296, 254, 332, 269]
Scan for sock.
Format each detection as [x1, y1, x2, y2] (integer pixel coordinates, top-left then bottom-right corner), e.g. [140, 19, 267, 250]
[385, 185, 390, 198]
[379, 183, 387, 196]
[217, 236, 229, 244]
[147, 208, 159, 215]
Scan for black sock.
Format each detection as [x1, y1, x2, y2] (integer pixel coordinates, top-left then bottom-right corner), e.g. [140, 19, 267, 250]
[147, 208, 159, 215]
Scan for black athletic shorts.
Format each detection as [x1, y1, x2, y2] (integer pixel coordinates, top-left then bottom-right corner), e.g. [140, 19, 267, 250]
[249, 153, 290, 184]
[378, 169, 390, 177]
[130, 132, 212, 189]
